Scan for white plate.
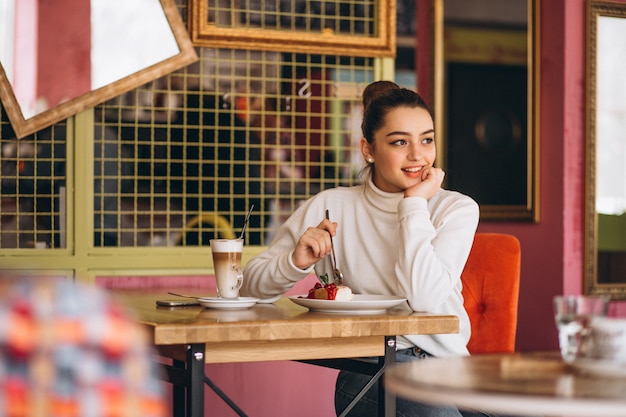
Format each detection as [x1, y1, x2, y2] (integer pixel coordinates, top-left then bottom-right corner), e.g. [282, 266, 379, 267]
[571, 357, 626, 378]
[288, 294, 407, 314]
[197, 296, 259, 310]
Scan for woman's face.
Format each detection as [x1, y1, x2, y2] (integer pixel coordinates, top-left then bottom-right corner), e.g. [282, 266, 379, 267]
[362, 106, 436, 193]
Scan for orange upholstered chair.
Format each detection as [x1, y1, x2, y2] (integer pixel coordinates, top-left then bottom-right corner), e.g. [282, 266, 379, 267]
[461, 233, 521, 354]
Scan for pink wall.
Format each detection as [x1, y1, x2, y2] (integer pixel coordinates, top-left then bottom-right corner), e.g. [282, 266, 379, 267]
[12, 0, 37, 117]
[417, 0, 626, 352]
[37, 0, 91, 110]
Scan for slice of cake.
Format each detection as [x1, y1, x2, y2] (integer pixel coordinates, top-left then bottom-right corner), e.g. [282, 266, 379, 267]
[307, 282, 353, 301]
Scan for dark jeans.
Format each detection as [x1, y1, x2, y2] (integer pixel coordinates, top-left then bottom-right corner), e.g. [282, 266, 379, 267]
[334, 348, 528, 417]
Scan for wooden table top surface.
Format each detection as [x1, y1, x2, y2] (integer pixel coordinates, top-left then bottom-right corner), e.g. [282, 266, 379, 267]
[385, 351, 626, 417]
[110, 290, 459, 346]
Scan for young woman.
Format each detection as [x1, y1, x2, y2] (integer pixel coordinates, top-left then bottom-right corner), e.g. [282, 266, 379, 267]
[242, 81, 482, 416]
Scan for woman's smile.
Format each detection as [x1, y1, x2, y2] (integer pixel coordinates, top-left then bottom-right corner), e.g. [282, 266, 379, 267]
[402, 165, 427, 176]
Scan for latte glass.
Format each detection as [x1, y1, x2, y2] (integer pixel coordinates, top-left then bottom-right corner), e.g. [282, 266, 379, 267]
[210, 238, 243, 299]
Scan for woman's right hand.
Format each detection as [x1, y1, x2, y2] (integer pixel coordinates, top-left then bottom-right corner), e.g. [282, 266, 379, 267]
[292, 219, 337, 270]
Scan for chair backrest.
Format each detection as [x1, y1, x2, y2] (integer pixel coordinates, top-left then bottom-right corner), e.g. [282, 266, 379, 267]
[461, 233, 521, 354]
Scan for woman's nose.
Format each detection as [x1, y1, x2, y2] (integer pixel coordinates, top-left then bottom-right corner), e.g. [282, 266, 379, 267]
[407, 143, 423, 161]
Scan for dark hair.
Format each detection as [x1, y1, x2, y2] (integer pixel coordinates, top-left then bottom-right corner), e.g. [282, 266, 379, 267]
[361, 80, 400, 109]
[361, 82, 432, 144]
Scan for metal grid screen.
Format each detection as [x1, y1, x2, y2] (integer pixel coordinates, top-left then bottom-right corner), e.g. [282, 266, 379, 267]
[0, 0, 379, 250]
[207, 0, 376, 35]
[94, 50, 375, 247]
[0, 113, 66, 249]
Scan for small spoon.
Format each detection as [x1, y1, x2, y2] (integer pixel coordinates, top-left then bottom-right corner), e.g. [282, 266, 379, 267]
[325, 209, 344, 285]
[168, 291, 201, 299]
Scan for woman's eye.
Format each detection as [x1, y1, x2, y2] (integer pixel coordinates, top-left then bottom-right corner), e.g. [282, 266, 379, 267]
[391, 139, 407, 146]
[422, 137, 434, 144]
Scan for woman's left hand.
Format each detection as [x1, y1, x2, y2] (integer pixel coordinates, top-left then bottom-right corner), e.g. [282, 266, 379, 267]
[404, 166, 445, 200]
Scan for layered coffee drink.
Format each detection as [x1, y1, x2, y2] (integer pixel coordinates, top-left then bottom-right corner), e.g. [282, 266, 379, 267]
[210, 238, 244, 299]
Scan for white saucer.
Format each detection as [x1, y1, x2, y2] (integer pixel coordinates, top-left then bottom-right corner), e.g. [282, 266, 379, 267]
[197, 296, 259, 310]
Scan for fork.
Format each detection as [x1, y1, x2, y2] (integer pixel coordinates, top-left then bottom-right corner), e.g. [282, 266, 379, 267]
[325, 209, 344, 285]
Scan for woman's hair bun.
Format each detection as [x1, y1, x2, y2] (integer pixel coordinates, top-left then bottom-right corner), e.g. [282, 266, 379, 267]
[361, 80, 400, 110]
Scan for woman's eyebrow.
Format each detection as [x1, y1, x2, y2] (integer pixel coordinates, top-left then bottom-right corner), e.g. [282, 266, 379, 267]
[384, 128, 435, 137]
[384, 130, 409, 137]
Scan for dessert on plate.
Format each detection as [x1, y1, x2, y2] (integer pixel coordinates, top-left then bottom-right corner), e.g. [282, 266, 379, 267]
[306, 273, 353, 301]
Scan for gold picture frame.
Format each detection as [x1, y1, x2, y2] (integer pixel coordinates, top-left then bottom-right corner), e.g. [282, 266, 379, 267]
[430, 0, 541, 222]
[188, 0, 396, 57]
[584, 0, 626, 299]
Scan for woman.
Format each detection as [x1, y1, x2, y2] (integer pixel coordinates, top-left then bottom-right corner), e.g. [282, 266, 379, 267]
[242, 81, 481, 416]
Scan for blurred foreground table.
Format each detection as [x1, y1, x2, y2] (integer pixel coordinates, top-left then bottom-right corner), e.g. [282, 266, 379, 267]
[112, 290, 459, 417]
[385, 351, 626, 417]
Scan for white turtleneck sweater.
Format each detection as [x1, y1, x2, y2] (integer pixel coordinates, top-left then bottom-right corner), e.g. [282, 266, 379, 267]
[241, 176, 479, 357]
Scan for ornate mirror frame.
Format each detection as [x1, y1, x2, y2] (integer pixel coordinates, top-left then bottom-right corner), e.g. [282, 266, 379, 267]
[584, 0, 626, 299]
[0, 0, 198, 139]
[188, 0, 396, 57]
[430, 0, 540, 222]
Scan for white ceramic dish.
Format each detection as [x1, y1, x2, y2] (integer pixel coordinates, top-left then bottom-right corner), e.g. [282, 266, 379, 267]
[587, 316, 626, 360]
[288, 294, 407, 314]
[568, 316, 626, 377]
[196, 296, 259, 310]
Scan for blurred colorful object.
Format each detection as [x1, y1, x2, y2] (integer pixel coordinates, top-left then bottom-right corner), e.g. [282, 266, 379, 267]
[0, 279, 167, 417]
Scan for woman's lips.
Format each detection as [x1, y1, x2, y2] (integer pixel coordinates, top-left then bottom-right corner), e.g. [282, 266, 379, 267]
[401, 168, 424, 180]
[401, 166, 425, 176]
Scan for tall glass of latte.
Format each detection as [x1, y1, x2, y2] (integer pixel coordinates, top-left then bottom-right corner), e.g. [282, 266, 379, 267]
[210, 238, 244, 299]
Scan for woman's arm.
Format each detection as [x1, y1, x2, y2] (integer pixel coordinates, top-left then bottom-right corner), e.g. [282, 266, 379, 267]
[241, 196, 334, 299]
[395, 192, 479, 311]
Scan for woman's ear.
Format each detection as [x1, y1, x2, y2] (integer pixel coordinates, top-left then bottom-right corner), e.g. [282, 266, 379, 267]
[361, 138, 373, 162]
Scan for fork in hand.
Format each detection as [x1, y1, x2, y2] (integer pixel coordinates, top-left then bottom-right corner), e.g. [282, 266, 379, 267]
[325, 209, 344, 285]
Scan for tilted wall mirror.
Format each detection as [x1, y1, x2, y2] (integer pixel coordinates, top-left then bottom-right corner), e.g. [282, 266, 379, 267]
[431, 0, 540, 221]
[585, 1, 626, 299]
[0, 0, 197, 139]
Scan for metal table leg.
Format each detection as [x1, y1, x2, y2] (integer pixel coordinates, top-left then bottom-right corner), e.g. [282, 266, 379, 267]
[187, 343, 206, 417]
[298, 336, 398, 417]
[161, 344, 206, 417]
[381, 336, 396, 417]
[172, 359, 186, 417]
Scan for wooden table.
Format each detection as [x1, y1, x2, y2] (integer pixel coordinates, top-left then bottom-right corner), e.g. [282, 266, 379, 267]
[111, 290, 459, 417]
[385, 351, 626, 417]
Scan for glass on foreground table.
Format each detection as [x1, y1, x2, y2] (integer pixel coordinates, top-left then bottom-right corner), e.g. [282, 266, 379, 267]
[553, 295, 608, 362]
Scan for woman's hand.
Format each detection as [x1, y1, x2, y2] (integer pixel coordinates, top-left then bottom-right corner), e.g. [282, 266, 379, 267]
[404, 166, 445, 200]
[292, 218, 337, 270]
